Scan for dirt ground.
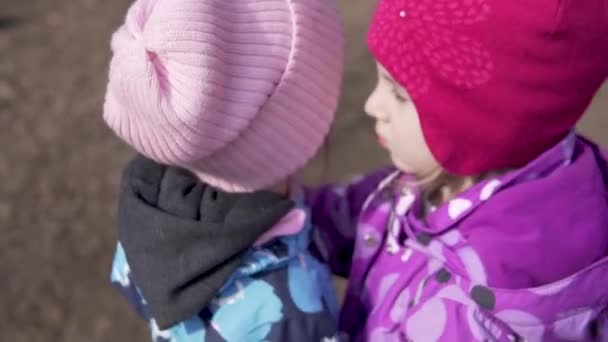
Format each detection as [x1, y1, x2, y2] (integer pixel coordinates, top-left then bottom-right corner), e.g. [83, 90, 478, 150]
[1, 0, 606, 341]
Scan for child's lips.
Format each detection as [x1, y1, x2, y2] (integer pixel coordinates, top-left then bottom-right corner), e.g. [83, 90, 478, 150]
[377, 135, 387, 148]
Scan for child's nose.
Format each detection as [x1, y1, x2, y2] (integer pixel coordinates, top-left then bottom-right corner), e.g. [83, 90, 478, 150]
[364, 88, 388, 122]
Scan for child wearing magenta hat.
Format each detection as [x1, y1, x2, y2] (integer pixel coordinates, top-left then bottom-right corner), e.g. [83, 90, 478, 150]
[308, 0, 608, 340]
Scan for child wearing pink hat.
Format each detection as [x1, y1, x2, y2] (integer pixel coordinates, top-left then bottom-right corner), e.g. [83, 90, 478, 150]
[308, 0, 608, 340]
[104, 0, 345, 340]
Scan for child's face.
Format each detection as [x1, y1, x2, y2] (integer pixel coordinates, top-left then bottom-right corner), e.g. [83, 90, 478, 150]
[365, 62, 440, 178]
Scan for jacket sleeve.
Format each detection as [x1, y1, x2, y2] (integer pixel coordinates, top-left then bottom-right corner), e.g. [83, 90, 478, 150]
[305, 167, 394, 277]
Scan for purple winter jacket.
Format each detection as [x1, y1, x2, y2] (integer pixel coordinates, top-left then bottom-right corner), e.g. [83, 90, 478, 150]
[308, 134, 608, 341]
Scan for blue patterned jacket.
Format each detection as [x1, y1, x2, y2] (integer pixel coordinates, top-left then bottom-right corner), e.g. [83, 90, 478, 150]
[111, 207, 340, 342]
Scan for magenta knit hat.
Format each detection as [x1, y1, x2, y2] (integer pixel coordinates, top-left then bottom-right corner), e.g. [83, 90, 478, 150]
[104, 0, 344, 192]
[368, 0, 608, 175]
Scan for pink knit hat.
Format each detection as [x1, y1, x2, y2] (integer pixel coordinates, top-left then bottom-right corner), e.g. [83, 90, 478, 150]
[104, 0, 344, 192]
[368, 0, 608, 175]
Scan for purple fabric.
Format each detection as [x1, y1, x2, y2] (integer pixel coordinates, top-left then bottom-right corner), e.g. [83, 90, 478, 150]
[407, 133, 608, 288]
[306, 168, 394, 277]
[307, 134, 608, 341]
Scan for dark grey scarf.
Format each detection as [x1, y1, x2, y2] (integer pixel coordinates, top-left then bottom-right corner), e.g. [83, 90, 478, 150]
[117, 156, 294, 329]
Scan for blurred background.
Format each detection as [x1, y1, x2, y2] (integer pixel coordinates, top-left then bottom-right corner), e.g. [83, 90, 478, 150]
[1, 0, 606, 341]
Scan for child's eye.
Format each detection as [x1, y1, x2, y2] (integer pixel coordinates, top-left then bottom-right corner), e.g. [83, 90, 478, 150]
[392, 87, 408, 103]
